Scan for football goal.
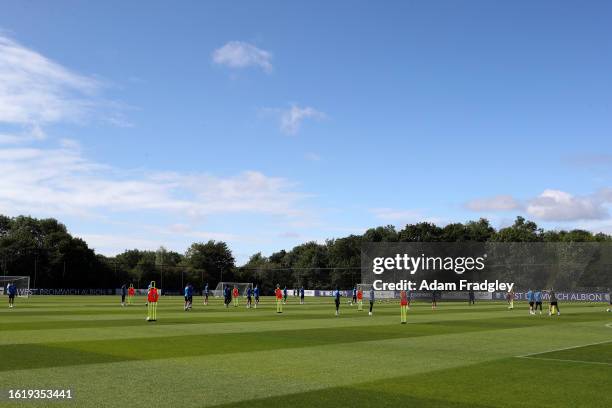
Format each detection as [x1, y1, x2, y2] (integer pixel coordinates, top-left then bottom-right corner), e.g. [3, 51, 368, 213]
[213, 282, 253, 298]
[0, 276, 31, 298]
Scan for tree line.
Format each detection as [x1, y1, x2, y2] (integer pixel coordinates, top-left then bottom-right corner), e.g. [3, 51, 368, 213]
[1, 214, 610, 293]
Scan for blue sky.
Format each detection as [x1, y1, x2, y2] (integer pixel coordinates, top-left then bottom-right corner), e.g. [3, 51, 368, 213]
[1, 0, 611, 263]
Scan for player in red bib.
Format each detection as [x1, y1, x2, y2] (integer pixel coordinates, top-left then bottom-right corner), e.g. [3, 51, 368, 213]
[232, 285, 239, 307]
[127, 284, 135, 305]
[400, 290, 408, 324]
[147, 281, 159, 322]
[275, 284, 283, 313]
[357, 288, 363, 311]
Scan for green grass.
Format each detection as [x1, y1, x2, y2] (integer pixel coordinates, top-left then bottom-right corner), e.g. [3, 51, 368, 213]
[0, 296, 610, 407]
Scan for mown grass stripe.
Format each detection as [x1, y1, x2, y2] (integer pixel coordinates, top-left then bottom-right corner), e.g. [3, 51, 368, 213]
[210, 357, 612, 408]
[2, 315, 608, 372]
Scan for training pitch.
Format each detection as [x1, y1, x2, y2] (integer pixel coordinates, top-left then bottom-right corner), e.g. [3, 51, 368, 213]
[1, 296, 611, 407]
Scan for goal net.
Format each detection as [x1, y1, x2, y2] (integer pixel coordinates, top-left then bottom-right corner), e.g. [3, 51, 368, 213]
[357, 283, 396, 301]
[213, 282, 253, 298]
[0, 276, 31, 298]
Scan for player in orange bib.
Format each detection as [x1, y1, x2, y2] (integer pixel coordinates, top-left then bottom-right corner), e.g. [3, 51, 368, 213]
[275, 284, 283, 313]
[357, 288, 363, 311]
[147, 281, 159, 322]
[232, 286, 239, 307]
[127, 284, 135, 305]
[400, 290, 408, 324]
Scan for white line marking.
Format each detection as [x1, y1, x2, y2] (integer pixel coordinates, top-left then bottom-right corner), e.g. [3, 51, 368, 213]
[606, 322, 612, 329]
[517, 356, 612, 366]
[517, 339, 612, 358]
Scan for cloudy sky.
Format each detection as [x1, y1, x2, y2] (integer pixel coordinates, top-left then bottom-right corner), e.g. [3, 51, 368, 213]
[1, 1, 611, 263]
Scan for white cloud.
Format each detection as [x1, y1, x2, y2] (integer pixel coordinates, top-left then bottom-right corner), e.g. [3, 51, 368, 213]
[526, 189, 609, 221]
[466, 189, 612, 222]
[212, 41, 273, 73]
[573, 219, 612, 235]
[464, 195, 522, 212]
[0, 142, 309, 219]
[280, 105, 325, 135]
[0, 34, 100, 131]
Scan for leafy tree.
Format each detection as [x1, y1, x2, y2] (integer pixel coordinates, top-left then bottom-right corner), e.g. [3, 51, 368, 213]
[184, 241, 235, 288]
[363, 225, 399, 242]
[399, 222, 443, 242]
[464, 218, 495, 241]
[1, 213, 611, 291]
[492, 216, 542, 242]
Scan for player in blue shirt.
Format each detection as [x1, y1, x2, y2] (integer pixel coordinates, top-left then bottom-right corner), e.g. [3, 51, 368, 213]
[534, 290, 543, 315]
[283, 286, 288, 304]
[223, 285, 231, 308]
[333, 287, 341, 316]
[184, 283, 193, 311]
[369, 287, 375, 316]
[526, 289, 534, 315]
[351, 286, 357, 305]
[7, 283, 17, 308]
[203, 283, 209, 305]
[300, 286, 305, 304]
[254, 285, 260, 308]
[120, 284, 127, 307]
[246, 286, 253, 309]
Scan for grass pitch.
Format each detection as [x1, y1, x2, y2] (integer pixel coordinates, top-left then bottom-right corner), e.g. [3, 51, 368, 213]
[0, 296, 610, 407]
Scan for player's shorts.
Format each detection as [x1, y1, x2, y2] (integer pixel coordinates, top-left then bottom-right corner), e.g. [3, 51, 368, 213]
[529, 301, 534, 307]
[247, 295, 252, 301]
[204, 293, 209, 298]
[535, 301, 542, 306]
[184, 296, 189, 301]
[300, 295, 304, 299]
[335, 299, 340, 307]
[187, 296, 193, 303]
[255, 296, 260, 301]
[352, 295, 357, 301]
[121, 295, 126, 302]
[8, 294, 15, 300]
[550, 301, 558, 306]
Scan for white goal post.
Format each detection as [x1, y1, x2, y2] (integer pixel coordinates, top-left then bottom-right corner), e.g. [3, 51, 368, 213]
[213, 282, 253, 298]
[0, 276, 31, 298]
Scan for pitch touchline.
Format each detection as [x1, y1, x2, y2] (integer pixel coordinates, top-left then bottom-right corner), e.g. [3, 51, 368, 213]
[517, 339, 612, 358]
[605, 322, 612, 329]
[517, 356, 612, 366]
